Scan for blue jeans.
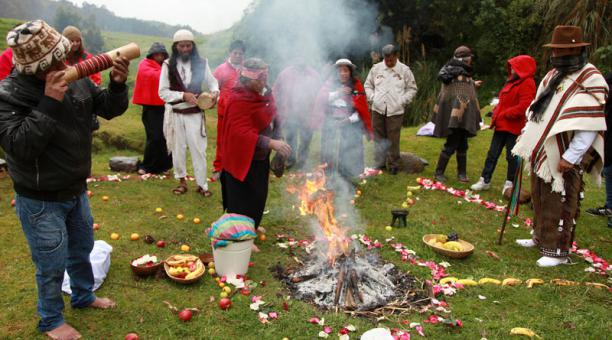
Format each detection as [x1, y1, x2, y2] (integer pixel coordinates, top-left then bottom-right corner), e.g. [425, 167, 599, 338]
[605, 164, 612, 208]
[480, 131, 518, 183]
[15, 193, 96, 332]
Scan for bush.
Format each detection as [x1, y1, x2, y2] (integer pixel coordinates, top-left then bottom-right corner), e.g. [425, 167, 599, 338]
[403, 61, 440, 127]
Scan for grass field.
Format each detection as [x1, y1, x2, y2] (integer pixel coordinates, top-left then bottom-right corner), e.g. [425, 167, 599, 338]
[0, 17, 611, 340]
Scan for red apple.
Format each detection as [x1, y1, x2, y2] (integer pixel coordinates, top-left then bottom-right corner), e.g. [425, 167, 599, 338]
[240, 288, 251, 296]
[87, 190, 93, 198]
[178, 309, 193, 322]
[10, 199, 16, 207]
[125, 333, 139, 340]
[156, 240, 166, 248]
[219, 297, 232, 310]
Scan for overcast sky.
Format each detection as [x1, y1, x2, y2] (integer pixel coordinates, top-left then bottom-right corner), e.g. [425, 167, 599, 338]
[68, 0, 254, 34]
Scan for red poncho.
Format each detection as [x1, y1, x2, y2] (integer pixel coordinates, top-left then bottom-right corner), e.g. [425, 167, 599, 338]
[311, 78, 373, 139]
[212, 61, 241, 171]
[132, 58, 165, 106]
[221, 85, 276, 181]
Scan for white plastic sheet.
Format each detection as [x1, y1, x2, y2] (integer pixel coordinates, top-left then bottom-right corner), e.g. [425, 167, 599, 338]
[62, 240, 113, 295]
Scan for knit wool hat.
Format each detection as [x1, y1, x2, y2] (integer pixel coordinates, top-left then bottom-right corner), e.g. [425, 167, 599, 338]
[454, 45, 473, 58]
[62, 25, 82, 41]
[146, 42, 169, 59]
[173, 29, 194, 42]
[7, 20, 71, 75]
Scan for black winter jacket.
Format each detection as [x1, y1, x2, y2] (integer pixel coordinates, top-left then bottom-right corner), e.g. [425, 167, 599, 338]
[0, 72, 128, 200]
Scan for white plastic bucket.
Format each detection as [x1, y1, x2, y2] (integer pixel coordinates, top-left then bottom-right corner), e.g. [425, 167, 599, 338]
[212, 239, 254, 279]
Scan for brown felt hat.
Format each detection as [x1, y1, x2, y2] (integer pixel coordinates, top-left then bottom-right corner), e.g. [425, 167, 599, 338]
[543, 25, 590, 48]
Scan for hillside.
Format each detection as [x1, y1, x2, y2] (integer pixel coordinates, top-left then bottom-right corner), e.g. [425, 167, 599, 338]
[0, 0, 200, 37]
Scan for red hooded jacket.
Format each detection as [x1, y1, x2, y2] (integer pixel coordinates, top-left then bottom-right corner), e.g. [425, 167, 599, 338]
[490, 55, 536, 136]
[311, 78, 373, 139]
[212, 61, 241, 172]
[221, 85, 276, 181]
[132, 58, 165, 106]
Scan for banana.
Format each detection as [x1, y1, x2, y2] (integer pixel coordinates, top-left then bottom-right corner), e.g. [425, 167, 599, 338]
[584, 282, 609, 289]
[526, 278, 544, 288]
[510, 327, 541, 338]
[442, 241, 463, 251]
[406, 185, 421, 191]
[439, 277, 459, 285]
[456, 279, 478, 286]
[184, 261, 204, 280]
[551, 279, 580, 286]
[478, 278, 502, 285]
[502, 278, 523, 286]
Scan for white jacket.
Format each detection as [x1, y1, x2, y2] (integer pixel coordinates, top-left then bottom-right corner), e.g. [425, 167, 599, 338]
[365, 61, 417, 116]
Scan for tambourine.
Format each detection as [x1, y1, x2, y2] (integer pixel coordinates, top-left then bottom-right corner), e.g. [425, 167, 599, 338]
[197, 92, 216, 110]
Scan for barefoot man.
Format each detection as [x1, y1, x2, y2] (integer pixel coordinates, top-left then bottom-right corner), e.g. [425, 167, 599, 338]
[0, 20, 130, 339]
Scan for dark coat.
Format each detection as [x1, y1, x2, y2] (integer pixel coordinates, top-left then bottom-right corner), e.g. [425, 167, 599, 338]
[605, 72, 612, 166]
[432, 59, 481, 137]
[0, 72, 128, 200]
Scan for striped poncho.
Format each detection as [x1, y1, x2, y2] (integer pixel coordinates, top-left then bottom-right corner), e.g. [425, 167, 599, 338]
[207, 213, 257, 249]
[513, 63, 609, 193]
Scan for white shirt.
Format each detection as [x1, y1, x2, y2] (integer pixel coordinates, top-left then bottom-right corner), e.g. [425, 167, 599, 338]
[562, 130, 598, 164]
[364, 61, 417, 116]
[158, 58, 219, 105]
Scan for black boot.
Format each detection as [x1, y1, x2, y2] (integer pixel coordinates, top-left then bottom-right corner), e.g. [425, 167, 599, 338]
[434, 152, 451, 182]
[457, 152, 469, 183]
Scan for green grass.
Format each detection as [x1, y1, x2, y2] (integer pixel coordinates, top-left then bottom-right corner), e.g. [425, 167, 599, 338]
[1, 16, 611, 340]
[0, 106, 611, 339]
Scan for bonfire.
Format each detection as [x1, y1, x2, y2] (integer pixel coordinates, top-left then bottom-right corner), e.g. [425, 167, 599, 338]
[278, 167, 426, 315]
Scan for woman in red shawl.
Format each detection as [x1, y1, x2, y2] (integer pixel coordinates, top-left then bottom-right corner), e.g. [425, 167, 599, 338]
[221, 58, 291, 229]
[312, 58, 373, 184]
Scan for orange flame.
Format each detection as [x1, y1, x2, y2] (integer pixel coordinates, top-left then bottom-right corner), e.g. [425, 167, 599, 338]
[287, 167, 350, 263]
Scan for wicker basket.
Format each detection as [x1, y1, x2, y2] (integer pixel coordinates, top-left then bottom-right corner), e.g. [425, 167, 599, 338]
[130, 256, 162, 277]
[422, 234, 474, 259]
[164, 255, 205, 284]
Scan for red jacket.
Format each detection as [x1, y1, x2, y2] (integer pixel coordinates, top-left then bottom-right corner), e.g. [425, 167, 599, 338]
[132, 58, 165, 106]
[212, 61, 241, 172]
[312, 78, 373, 139]
[221, 84, 276, 181]
[66, 50, 102, 86]
[490, 55, 536, 135]
[0, 48, 13, 80]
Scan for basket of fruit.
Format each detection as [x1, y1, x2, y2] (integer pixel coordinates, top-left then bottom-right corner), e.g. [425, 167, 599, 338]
[423, 232, 474, 259]
[130, 254, 162, 277]
[164, 254, 205, 284]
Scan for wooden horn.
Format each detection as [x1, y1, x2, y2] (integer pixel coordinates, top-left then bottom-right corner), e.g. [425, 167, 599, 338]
[63, 42, 141, 83]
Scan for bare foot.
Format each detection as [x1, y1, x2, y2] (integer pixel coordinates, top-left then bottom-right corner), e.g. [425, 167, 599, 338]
[46, 323, 81, 340]
[89, 297, 116, 309]
[251, 244, 261, 253]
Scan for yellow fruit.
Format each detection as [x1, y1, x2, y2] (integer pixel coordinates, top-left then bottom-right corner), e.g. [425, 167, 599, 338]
[434, 242, 445, 248]
[407, 191, 413, 197]
[181, 244, 190, 252]
[220, 291, 228, 298]
[456, 279, 478, 286]
[208, 268, 216, 275]
[435, 234, 447, 243]
[401, 202, 408, 208]
[218, 282, 225, 288]
[551, 279, 580, 286]
[208, 261, 215, 268]
[584, 282, 609, 289]
[442, 241, 462, 251]
[110, 232, 119, 240]
[510, 327, 541, 338]
[176, 214, 184, 220]
[193, 217, 201, 224]
[427, 239, 437, 246]
[102, 196, 109, 201]
[385, 226, 393, 231]
[526, 278, 544, 288]
[502, 278, 522, 286]
[439, 277, 458, 285]
[130, 233, 139, 241]
[478, 278, 502, 285]
[155, 207, 163, 213]
[259, 234, 267, 241]
[222, 286, 231, 293]
[406, 185, 421, 191]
